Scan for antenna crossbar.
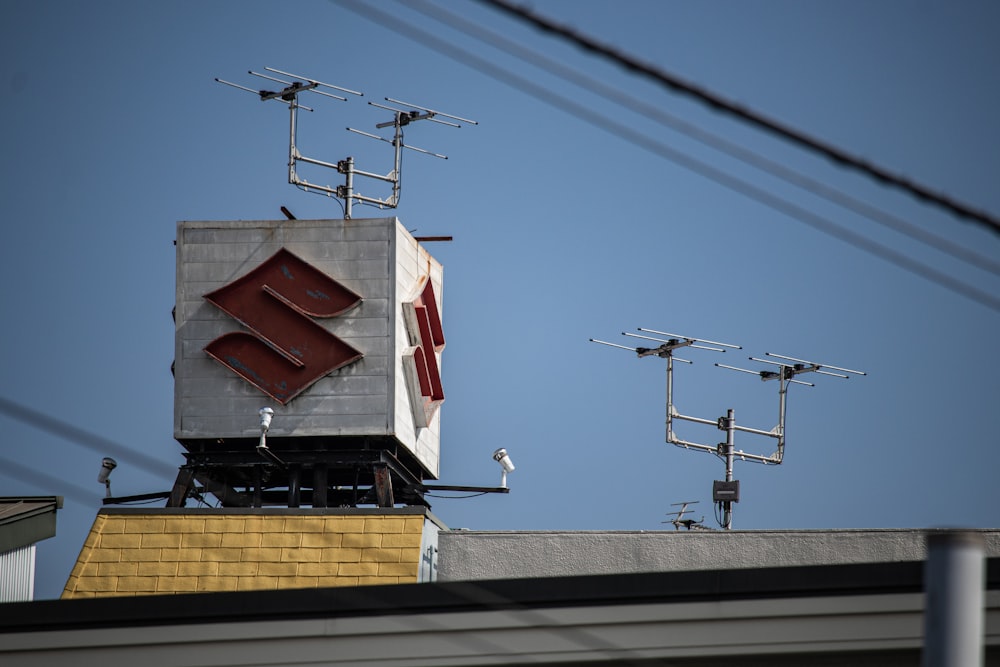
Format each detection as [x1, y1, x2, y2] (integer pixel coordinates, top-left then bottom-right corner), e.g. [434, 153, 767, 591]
[716, 362, 816, 386]
[637, 328, 742, 350]
[385, 97, 479, 125]
[765, 352, 867, 376]
[263, 67, 364, 97]
[622, 332, 728, 353]
[369, 102, 461, 129]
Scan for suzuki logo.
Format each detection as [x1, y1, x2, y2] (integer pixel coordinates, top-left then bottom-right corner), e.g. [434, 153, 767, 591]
[203, 248, 363, 405]
[402, 278, 445, 427]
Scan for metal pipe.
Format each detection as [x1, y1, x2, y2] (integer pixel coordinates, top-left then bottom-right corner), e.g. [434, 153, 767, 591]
[391, 114, 403, 206]
[776, 372, 788, 462]
[673, 412, 718, 428]
[287, 465, 301, 508]
[723, 409, 735, 530]
[289, 179, 338, 197]
[344, 156, 354, 219]
[295, 154, 341, 170]
[252, 466, 263, 508]
[923, 530, 984, 667]
[589, 339, 637, 352]
[669, 438, 719, 455]
[665, 353, 674, 444]
[731, 423, 777, 438]
[287, 94, 298, 188]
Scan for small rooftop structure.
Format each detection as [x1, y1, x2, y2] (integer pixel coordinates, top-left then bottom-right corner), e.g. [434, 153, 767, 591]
[62, 507, 443, 599]
[0, 496, 62, 602]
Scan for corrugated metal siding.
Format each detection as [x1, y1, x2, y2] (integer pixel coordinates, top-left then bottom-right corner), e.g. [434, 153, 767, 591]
[0, 544, 35, 602]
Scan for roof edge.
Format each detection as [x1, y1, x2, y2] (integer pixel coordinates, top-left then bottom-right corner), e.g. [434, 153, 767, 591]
[4, 558, 999, 634]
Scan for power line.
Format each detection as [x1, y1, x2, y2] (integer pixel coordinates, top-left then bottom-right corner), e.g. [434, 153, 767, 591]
[0, 455, 98, 506]
[0, 395, 178, 480]
[332, 0, 1000, 312]
[479, 0, 1000, 238]
[405, 0, 1000, 279]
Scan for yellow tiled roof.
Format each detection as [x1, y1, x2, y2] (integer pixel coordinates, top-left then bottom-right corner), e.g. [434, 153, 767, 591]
[62, 508, 437, 599]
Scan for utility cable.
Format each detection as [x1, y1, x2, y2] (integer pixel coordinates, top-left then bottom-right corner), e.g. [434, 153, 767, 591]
[333, 0, 1000, 313]
[0, 455, 98, 506]
[0, 395, 178, 480]
[405, 0, 1000, 279]
[479, 0, 1000, 238]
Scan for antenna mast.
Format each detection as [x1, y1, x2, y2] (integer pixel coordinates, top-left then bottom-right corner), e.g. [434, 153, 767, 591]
[216, 69, 476, 218]
[591, 329, 865, 529]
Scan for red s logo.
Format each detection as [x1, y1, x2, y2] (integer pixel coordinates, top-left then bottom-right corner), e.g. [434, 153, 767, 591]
[203, 248, 363, 404]
[403, 278, 445, 425]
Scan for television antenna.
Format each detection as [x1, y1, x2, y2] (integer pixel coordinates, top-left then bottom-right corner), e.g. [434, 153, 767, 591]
[661, 501, 707, 531]
[344, 97, 477, 216]
[215, 68, 476, 218]
[715, 351, 867, 463]
[591, 329, 865, 529]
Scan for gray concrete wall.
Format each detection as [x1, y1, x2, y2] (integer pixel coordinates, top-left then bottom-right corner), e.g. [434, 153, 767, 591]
[437, 529, 1000, 581]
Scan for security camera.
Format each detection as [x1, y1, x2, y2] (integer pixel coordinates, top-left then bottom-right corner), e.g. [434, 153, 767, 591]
[97, 457, 117, 497]
[259, 407, 274, 433]
[492, 448, 515, 488]
[492, 448, 515, 472]
[255, 407, 286, 467]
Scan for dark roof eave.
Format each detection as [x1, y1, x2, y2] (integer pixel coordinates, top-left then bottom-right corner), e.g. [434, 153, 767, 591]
[3, 558, 998, 634]
[0, 497, 62, 553]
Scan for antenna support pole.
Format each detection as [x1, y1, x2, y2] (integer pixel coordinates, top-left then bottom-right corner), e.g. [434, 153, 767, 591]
[776, 367, 790, 462]
[665, 353, 675, 444]
[287, 92, 301, 195]
[342, 156, 354, 219]
[722, 409, 735, 530]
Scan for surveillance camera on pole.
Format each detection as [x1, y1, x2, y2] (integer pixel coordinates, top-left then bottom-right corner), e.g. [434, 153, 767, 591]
[255, 407, 285, 468]
[97, 457, 117, 498]
[492, 448, 515, 488]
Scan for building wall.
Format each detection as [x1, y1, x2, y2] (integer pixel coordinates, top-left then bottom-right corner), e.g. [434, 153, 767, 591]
[0, 496, 60, 603]
[62, 507, 444, 598]
[0, 545, 35, 603]
[391, 221, 444, 472]
[438, 528, 1000, 581]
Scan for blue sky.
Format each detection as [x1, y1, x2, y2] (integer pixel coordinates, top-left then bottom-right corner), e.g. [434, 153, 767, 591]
[2, 0, 998, 600]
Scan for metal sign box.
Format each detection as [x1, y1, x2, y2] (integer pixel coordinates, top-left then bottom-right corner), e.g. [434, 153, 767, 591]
[173, 218, 443, 479]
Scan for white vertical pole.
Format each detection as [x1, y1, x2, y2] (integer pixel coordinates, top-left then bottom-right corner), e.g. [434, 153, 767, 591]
[287, 96, 298, 187]
[723, 408, 735, 530]
[665, 354, 674, 444]
[344, 156, 354, 219]
[923, 530, 984, 667]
